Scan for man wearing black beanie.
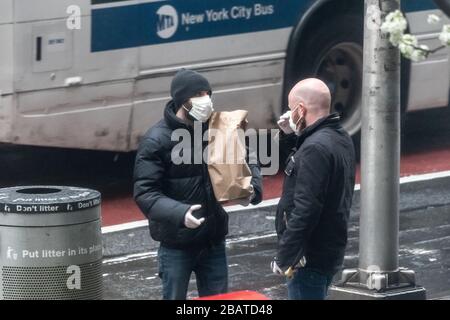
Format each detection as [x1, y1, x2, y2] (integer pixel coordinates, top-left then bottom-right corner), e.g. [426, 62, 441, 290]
[133, 69, 263, 300]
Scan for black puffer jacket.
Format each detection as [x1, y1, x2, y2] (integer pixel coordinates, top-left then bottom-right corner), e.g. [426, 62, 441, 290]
[134, 101, 263, 249]
[276, 113, 356, 275]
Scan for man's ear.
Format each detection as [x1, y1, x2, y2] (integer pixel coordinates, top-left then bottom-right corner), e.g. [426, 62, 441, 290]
[299, 104, 307, 118]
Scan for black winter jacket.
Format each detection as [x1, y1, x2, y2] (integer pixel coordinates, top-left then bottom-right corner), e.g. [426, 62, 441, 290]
[134, 101, 263, 249]
[276, 113, 356, 275]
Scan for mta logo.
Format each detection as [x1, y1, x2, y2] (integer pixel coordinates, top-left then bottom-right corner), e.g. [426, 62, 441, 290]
[158, 14, 174, 31]
[156, 5, 178, 39]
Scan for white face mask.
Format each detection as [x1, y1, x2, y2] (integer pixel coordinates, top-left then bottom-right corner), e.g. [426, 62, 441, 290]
[288, 111, 298, 133]
[188, 95, 214, 122]
[288, 111, 302, 135]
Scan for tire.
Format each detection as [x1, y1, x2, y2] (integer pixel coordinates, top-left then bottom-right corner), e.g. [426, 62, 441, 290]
[291, 15, 364, 139]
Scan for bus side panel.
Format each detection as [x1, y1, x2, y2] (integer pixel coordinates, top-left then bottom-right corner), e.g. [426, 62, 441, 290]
[12, 81, 133, 151]
[131, 49, 286, 149]
[0, 24, 13, 95]
[133, 27, 290, 148]
[13, 0, 91, 23]
[75, 16, 139, 86]
[98, 0, 303, 148]
[14, 16, 138, 92]
[11, 2, 137, 150]
[138, 15, 293, 70]
[406, 9, 450, 111]
[0, 96, 14, 144]
[0, 16, 14, 143]
[0, 0, 13, 24]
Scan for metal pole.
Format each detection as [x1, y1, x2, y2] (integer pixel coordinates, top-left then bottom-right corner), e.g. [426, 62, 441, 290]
[329, 0, 426, 298]
[359, 0, 400, 276]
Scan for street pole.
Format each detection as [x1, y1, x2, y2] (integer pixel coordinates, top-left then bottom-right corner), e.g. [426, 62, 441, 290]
[359, 0, 400, 283]
[329, 0, 426, 299]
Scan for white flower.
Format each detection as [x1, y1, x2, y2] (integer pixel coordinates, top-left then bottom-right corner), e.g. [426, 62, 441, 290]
[398, 35, 428, 62]
[410, 45, 429, 62]
[398, 35, 426, 61]
[401, 34, 418, 46]
[398, 34, 419, 57]
[439, 24, 450, 46]
[381, 10, 408, 48]
[389, 32, 403, 46]
[427, 14, 441, 25]
[382, 10, 448, 62]
[399, 43, 414, 59]
[381, 10, 407, 35]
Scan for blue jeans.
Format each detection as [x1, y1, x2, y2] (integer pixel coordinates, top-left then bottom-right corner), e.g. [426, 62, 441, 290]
[287, 268, 334, 300]
[158, 242, 228, 300]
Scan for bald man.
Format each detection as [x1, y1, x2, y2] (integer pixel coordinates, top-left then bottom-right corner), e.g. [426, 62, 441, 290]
[271, 78, 356, 300]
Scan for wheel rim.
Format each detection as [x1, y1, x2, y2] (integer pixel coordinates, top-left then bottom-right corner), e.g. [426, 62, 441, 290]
[315, 42, 363, 136]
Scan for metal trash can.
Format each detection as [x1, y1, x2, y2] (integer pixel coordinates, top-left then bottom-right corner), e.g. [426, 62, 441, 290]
[0, 186, 103, 300]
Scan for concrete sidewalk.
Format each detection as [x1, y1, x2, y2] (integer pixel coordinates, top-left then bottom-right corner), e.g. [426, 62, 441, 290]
[102, 171, 450, 257]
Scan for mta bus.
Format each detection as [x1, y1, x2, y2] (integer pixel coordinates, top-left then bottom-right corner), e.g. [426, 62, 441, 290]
[0, 0, 448, 151]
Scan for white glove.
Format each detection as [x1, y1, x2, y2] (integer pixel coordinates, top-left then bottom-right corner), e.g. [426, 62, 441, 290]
[298, 256, 307, 268]
[271, 257, 307, 278]
[270, 259, 284, 276]
[277, 111, 294, 135]
[184, 205, 205, 229]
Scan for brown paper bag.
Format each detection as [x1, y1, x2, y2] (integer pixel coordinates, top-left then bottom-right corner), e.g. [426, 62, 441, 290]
[207, 110, 254, 202]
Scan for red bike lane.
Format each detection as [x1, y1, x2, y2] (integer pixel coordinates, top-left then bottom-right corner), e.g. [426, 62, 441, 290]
[101, 142, 450, 227]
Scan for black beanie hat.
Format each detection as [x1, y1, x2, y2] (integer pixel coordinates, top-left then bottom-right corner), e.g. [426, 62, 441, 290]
[170, 69, 212, 109]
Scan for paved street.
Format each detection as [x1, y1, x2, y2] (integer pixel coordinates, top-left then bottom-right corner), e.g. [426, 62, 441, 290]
[102, 175, 450, 300]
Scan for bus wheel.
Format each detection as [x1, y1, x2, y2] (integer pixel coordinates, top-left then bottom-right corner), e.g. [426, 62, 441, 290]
[293, 15, 364, 137]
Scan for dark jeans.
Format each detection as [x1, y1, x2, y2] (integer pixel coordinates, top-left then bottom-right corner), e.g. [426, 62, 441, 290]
[158, 241, 228, 300]
[287, 267, 334, 300]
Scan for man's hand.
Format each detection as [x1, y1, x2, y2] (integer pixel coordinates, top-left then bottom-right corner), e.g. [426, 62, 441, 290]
[277, 111, 294, 135]
[271, 257, 307, 278]
[184, 205, 205, 229]
[270, 259, 285, 276]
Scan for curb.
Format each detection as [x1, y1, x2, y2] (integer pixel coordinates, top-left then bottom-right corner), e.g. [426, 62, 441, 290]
[102, 171, 450, 257]
[102, 200, 282, 257]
